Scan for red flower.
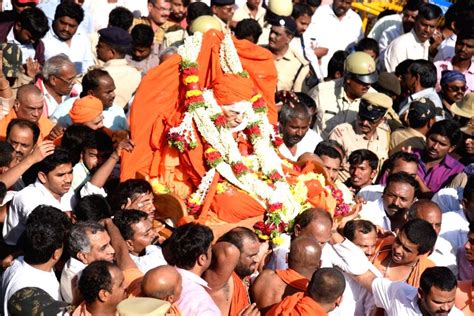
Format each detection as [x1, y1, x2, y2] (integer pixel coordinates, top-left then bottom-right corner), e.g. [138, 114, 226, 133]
[232, 162, 249, 176]
[254, 221, 266, 231]
[182, 67, 198, 76]
[186, 82, 200, 91]
[268, 171, 283, 182]
[213, 114, 227, 128]
[252, 97, 267, 113]
[268, 203, 283, 213]
[272, 136, 284, 147]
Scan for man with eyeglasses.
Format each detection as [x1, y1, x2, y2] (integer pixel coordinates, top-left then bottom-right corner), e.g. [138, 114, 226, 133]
[133, 0, 172, 45]
[438, 71, 467, 119]
[36, 53, 77, 118]
[309, 51, 379, 139]
[329, 92, 392, 182]
[211, 0, 235, 28]
[434, 25, 474, 92]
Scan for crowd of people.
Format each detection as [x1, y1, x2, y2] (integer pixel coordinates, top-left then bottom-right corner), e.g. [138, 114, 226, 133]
[0, 0, 471, 315]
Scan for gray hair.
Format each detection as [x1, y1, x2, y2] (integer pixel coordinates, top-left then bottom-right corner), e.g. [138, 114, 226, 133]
[42, 53, 74, 80]
[68, 221, 106, 258]
[279, 102, 311, 126]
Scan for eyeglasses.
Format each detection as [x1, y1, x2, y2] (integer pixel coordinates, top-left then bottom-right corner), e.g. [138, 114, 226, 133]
[446, 85, 468, 93]
[54, 75, 77, 86]
[358, 113, 382, 124]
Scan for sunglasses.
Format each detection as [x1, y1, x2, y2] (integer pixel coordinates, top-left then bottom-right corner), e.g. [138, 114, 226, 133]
[446, 85, 468, 93]
[358, 113, 382, 124]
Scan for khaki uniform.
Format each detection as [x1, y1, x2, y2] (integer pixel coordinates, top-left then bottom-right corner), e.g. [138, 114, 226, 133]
[308, 78, 361, 139]
[103, 59, 142, 108]
[132, 18, 177, 45]
[273, 47, 310, 93]
[329, 121, 390, 182]
[389, 127, 426, 156]
[232, 5, 266, 28]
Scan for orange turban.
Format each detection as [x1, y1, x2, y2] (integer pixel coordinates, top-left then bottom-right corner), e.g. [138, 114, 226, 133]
[69, 95, 103, 124]
[212, 74, 255, 106]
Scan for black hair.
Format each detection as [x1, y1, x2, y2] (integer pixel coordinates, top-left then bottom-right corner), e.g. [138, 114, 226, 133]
[400, 219, 437, 254]
[218, 227, 258, 252]
[109, 179, 153, 210]
[427, 119, 462, 148]
[234, 19, 262, 44]
[315, 142, 343, 162]
[186, 2, 211, 24]
[348, 149, 379, 171]
[279, 102, 311, 126]
[292, 3, 313, 19]
[327, 50, 349, 79]
[22, 221, 64, 265]
[82, 130, 113, 153]
[61, 124, 95, 165]
[6, 119, 40, 145]
[386, 151, 419, 170]
[113, 209, 149, 240]
[308, 268, 346, 304]
[131, 24, 154, 48]
[54, 2, 84, 24]
[457, 24, 474, 41]
[342, 220, 376, 242]
[420, 267, 457, 294]
[408, 59, 437, 88]
[296, 92, 316, 110]
[385, 171, 419, 193]
[17, 8, 49, 40]
[416, 3, 442, 21]
[79, 261, 115, 304]
[395, 59, 414, 77]
[404, 0, 424, 11]
[81, 68, 112, 96]
[166, 223, 213, 269]
[463, 176, 474, 202]
[355, 38, 379, 58]
[108, 6, 134, 30]
[74, 194, 112, 222]
[35, 147, 72, 175]
[0, 141, 14, 168]
[307, 0, 322, 8]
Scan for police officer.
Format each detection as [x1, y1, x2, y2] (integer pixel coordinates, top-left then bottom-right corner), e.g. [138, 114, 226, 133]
[257, 0, 293, 45]
[329, 92, 392, 181]
[309, 51, 378, 139]
[266, 16, 310, 93]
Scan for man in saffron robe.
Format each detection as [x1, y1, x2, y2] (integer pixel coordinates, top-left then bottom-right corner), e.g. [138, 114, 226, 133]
[266, 267, 346, 316]
[251, 236, 322, 313]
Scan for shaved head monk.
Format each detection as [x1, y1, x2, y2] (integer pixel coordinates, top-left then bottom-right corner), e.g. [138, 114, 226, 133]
[267, 267, 346, 316]
[141, 265, 183, 315]
[203, 227, 261, 316]
[251, 237, 322, 313]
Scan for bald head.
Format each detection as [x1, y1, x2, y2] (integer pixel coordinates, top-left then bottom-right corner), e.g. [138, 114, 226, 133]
[15, 84, 44, 123]
[408, 200, 442, 235]
[141, 265, 182, 303]
[288, 237, 322, 276]
[308, 268, 345, 312]
[294, 209, 333, 247]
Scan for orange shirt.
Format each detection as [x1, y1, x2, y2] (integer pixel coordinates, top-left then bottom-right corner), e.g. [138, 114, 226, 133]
[266, 292, 327, 316]
[0, 110, 54, 141]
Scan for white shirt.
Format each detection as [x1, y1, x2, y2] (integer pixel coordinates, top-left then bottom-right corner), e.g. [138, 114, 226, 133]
[42, 28, 94, 74]
[303, 5, 363, 78]
[428, 236, 458, 276]
[384, 29, 430, 72]
[1, 257, 61, 316]
[434, 34, 457, 62]
[278, 129, 322, 162]
[6, 28, 35, 64]
[440, 211, 469, 253]
[232, 3, 266, 28]
[358, 198, 391, 231]
[38, 79, 69, 118]
[123, 0, 148, 17]
[378, 23, 403, 68]
[367, 14, 402, 41]
[3, 180, 76, 246]
[72, 161, 90, 192]
[60, 257, 87, 303]
[398, 87, 444, 121]
[130, 245, 167, 274]
[432, 187, 463, 214]
[357, 184, 384, 203]
[90, 0, 127, 32]
[372, 277, 463, 316]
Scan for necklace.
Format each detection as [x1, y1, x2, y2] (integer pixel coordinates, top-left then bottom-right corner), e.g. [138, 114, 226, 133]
[383, 257, 418, 282]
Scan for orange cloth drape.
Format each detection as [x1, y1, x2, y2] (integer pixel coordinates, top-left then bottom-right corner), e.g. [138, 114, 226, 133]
[0, 110, 54, 142]
[266, 292, 328, 316]
[373, 236, 435, 288]
[455, 280, 473, 316]
[275, 269, 309, 292]
[229, 272, 249, 316]
[121, 30, 277, 181]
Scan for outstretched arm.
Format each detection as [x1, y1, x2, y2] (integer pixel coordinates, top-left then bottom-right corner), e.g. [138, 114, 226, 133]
[203, 241, 240, 291]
